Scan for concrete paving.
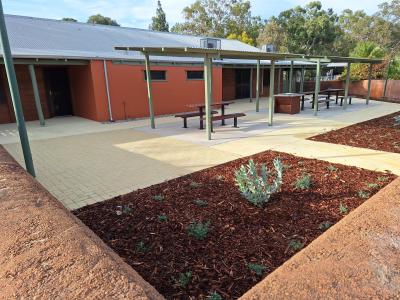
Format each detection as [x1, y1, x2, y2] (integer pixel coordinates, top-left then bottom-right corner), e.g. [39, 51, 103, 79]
[2, 98, 400, 210]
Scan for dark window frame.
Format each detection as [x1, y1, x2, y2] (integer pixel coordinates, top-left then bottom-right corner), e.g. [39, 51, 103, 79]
[0, 73, 7, 105]
[143, 70, 167, 81]
[186, 70, 204, 80]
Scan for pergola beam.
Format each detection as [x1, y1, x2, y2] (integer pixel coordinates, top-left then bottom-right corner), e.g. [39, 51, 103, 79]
[268, 60, 275, 126]
[144, 53, 155, 129]
[28, 64, 45, 126]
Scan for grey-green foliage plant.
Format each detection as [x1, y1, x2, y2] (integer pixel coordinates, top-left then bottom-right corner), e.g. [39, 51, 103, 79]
[248, 263, 267, 276]
[194, 199, 208, 207]
[187, 221, 210, 240]
[339, 203, 349, 214]
[294, 174, 312, 190]
[394, 115, 400, 126]
[176, 271, 192, 289]
[358, 190, 370, 199]
[153, 194, 164, 201]
[207, 292, 222, 300]
[289, 240, 304, 251]
[135, 241, 147, 253]
[234, 159, 283, 207]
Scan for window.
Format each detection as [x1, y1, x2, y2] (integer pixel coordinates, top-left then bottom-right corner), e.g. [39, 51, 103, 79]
[186, 70, 204, 80]
[144, 70, 166, 81]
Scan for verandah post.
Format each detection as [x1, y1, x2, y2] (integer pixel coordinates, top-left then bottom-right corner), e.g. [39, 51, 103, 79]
[256, 59, 261, 112]
[144, 53, 155, 129]
[313, 59, 321, 116]
[28, 64, 45, 126]
[268, 60, 275, 126]
[366, 63, 373, 105]
[343, 62, 351, 109]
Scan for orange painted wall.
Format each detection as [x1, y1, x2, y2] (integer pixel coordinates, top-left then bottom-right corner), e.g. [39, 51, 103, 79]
[101, 61, 223, 121]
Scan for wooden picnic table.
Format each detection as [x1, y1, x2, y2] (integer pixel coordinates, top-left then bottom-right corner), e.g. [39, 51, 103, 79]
[186, 101, 235, 129]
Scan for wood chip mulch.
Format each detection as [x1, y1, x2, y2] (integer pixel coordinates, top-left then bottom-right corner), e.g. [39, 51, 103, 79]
[74, 151, 396, 299]
[308, 111, 400, 153]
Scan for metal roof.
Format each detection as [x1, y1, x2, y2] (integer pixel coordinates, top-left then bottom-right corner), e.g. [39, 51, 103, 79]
[116, 47, 383, 65]
[4, 14, 259, 62]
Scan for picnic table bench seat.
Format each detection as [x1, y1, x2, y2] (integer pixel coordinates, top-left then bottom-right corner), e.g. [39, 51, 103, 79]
[175, 110, 218, 128]
[211, 113, 246, 130]
[310, 95, 335, 109]
[339, 96, 353, 106]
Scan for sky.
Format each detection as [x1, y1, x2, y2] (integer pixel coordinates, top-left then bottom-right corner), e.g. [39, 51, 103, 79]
[3, 0, 385, 29]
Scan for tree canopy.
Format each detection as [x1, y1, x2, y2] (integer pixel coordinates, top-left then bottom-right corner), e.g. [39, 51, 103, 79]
[62, 17, 77, 22]
[87, 14, 120, 26]
[149, 1, 169, 32]
[171, 0, 262, 45]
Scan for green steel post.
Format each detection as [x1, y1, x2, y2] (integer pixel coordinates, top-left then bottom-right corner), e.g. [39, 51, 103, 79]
[300, 67, 305, 93]
[144, 53, 155, 129]
[277, 67, 281, 94]
[343, 62, 351, 110]
[204, 56, 212, 140]
[0, 1, 35, 176]
[383, 59, 392, 99]
[249, 67, 253, 102]
[268, 60, 275, 126]
[28, 64, 45, 126]
[289, 61, 294, 92]
[366, 63, 373, 105]
[256, 59, 260, 112]
[314, 60, 321, 116]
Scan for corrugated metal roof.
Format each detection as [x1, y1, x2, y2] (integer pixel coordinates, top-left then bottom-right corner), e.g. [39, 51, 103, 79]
[4, 14, 260, 62]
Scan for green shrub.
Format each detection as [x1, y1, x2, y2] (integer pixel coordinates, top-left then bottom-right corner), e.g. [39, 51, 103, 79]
[248, 263, 267, 276]
[193, 199, 208, 207]
[339, 203, 349, 214]
[187, 221, 210, 240]
[366, 183, 379, 189]
[207, 292, 222, 300]
[318, 221, 332, 231]
[294, 174, 312, 190]
[289, 240, 304, 251]
[158, 214, 168, 222]
[175, 271, 192, 289]
[153, 194, 164, 201]
[234, 159, 283, 207]
[377, 176, 389, 182]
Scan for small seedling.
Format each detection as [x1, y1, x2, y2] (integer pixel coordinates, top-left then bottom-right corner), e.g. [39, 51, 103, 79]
[247, 263, 267, 276]
[339, 203, 349, 215]
[135, 241, 147, 253]
[289, 240, 304, 251]
[116, 205, 132, 215]
[366, 183, 379, 189]
[394, 115, 400, 126]
[153, 194, 164, 201]
[175, 272, 192, 289]
[215, 175, 225, 181]
[193, 199, 208, 207]
[377, 176, 389, 182]
[326, 165, 338, 172]
[282, 164, 292, 170]
[318, 221, 333, 231]
[189, 181, 202, 188]
[158, 214, 168, 222]
[187, 221, 210, 240]
[294, 174, 312, 190]
[358, 190, 370, 199]
[207, 292, 222, 300]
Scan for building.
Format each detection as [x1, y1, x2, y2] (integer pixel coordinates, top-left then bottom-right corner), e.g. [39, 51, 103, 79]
[0, 15, 301, 124]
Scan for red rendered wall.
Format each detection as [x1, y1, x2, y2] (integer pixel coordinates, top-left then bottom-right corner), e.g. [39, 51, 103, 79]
[101, 61, 223, 121]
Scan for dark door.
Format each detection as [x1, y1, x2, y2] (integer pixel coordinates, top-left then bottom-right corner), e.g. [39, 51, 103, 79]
[235, 69, 251, 99]
[43, 68, 73, 117]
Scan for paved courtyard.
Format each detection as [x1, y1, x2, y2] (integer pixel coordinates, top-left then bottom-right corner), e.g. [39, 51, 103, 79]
[1, 98, 400, 210]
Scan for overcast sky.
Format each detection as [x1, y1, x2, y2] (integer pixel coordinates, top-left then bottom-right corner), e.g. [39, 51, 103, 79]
[3, 0, 384, 29]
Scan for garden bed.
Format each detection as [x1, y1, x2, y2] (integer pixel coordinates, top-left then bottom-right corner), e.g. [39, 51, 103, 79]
[308, 111, 400, 153]
[74, 151, 396, 299]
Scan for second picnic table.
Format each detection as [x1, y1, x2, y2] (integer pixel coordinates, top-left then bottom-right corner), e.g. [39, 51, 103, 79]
[186, 101, 235, 129]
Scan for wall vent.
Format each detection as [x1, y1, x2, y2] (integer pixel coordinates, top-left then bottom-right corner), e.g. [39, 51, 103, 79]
[200, 38, 221, 49]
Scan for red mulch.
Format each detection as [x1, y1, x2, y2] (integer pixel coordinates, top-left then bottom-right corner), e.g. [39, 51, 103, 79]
[74, 151, 396, 299]
[308, 111, 400, 153]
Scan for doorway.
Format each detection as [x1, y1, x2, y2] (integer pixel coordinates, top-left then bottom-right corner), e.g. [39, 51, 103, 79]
[43, 68, 73, 117]
[235, 69, 250, 99]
